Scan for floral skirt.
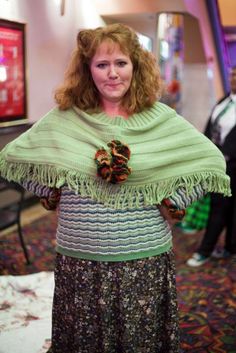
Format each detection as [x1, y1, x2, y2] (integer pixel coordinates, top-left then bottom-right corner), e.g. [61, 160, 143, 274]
[51, 251, 179, 353]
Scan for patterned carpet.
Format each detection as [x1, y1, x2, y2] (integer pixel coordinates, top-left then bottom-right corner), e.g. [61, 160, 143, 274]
[174, 230, 236, 353]
[0, 211, 236, 352]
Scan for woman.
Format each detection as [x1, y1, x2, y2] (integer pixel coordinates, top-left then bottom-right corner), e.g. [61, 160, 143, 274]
[0, 24, 230, 353]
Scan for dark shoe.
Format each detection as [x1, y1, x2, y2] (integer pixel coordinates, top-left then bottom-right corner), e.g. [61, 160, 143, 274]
[211, 249, 231, 259]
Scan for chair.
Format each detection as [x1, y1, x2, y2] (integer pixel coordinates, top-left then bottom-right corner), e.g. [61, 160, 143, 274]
[0, 177, 30, 264]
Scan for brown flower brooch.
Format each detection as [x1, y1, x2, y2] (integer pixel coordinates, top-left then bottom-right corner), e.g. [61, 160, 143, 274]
[95, 140, 131, 184]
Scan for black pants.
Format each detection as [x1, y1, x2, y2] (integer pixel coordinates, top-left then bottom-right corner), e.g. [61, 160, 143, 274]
[198, 166, 236, 257]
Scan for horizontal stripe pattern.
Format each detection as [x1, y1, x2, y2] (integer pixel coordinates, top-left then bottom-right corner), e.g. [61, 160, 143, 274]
[22, 181, 204, 261]
[23, 180, 53, 198]
[169, 183, 205, 209]
[56, 187, 172, 257]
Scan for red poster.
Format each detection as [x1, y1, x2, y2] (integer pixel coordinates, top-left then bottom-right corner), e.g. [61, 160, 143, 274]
[0, 20, 27, 126]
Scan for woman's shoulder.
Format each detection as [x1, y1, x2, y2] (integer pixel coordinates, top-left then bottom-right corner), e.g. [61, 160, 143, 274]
[35, 106, 77, 126]
[45, 106, 76, 119]
[150, 101, 176, 115]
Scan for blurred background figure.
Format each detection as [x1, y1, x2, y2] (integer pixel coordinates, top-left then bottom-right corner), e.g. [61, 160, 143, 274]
[187, 66, 236, 267]
[166, 66, 181, 112]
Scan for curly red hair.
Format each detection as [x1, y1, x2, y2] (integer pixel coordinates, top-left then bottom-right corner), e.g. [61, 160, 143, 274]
[55, 23, 163, 114]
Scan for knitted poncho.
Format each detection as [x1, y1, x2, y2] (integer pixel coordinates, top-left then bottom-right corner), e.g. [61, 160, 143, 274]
[0, 102, 231, 208]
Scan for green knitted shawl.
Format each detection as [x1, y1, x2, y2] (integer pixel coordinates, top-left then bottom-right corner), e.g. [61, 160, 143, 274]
[0, 102, 231, 208]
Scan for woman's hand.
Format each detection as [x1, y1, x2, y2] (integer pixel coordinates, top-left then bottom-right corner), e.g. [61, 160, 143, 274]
[158, 199, 185, 228]
[40, 188, 61, 211]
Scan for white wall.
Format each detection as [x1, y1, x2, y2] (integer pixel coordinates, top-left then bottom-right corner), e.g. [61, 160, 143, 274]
[0, 0, 105, 122]
[181, 64, 215, 132]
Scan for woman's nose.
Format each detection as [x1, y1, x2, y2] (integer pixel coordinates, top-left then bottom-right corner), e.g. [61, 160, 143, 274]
[108, 65, 118, 79]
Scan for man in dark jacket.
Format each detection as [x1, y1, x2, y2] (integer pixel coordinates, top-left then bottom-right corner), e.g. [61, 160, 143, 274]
[187, 66, 236, 266]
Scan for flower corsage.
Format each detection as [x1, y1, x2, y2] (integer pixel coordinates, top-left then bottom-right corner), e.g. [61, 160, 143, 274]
[95, 140, 131, 184]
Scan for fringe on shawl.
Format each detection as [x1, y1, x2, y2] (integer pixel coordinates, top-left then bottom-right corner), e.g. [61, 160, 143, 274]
[0, 159, 231, 209]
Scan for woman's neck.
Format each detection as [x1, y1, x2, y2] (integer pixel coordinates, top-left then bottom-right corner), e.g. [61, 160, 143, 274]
[101, 101, 129, 119]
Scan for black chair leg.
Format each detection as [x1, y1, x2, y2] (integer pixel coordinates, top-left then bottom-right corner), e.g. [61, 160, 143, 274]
[17, 222, 30, 265]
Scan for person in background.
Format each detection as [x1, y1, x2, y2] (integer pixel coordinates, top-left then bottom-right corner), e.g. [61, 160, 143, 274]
[175, 193, 211, 234]
[0, 24, 230, 353]
[187, 66, 236, 267]
[166, 66, 181, 113]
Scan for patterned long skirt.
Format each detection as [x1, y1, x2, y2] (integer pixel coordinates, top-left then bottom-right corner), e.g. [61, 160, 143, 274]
[51, 251, 179, 353]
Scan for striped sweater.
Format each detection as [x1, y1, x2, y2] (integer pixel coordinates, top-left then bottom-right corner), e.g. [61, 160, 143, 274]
[24, 181, 204, 262]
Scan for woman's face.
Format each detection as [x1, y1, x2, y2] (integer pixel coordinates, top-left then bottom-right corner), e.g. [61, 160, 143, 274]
[90, 41, 133, 105]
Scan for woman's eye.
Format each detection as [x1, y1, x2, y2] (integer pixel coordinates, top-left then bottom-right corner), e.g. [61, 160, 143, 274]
[97, 63, 107, 69]
[117, 61, 127, 67]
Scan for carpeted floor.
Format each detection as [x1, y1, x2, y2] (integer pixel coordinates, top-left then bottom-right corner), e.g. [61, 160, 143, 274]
[0, 211, 236, 352]
[174, 230, 236, 353]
